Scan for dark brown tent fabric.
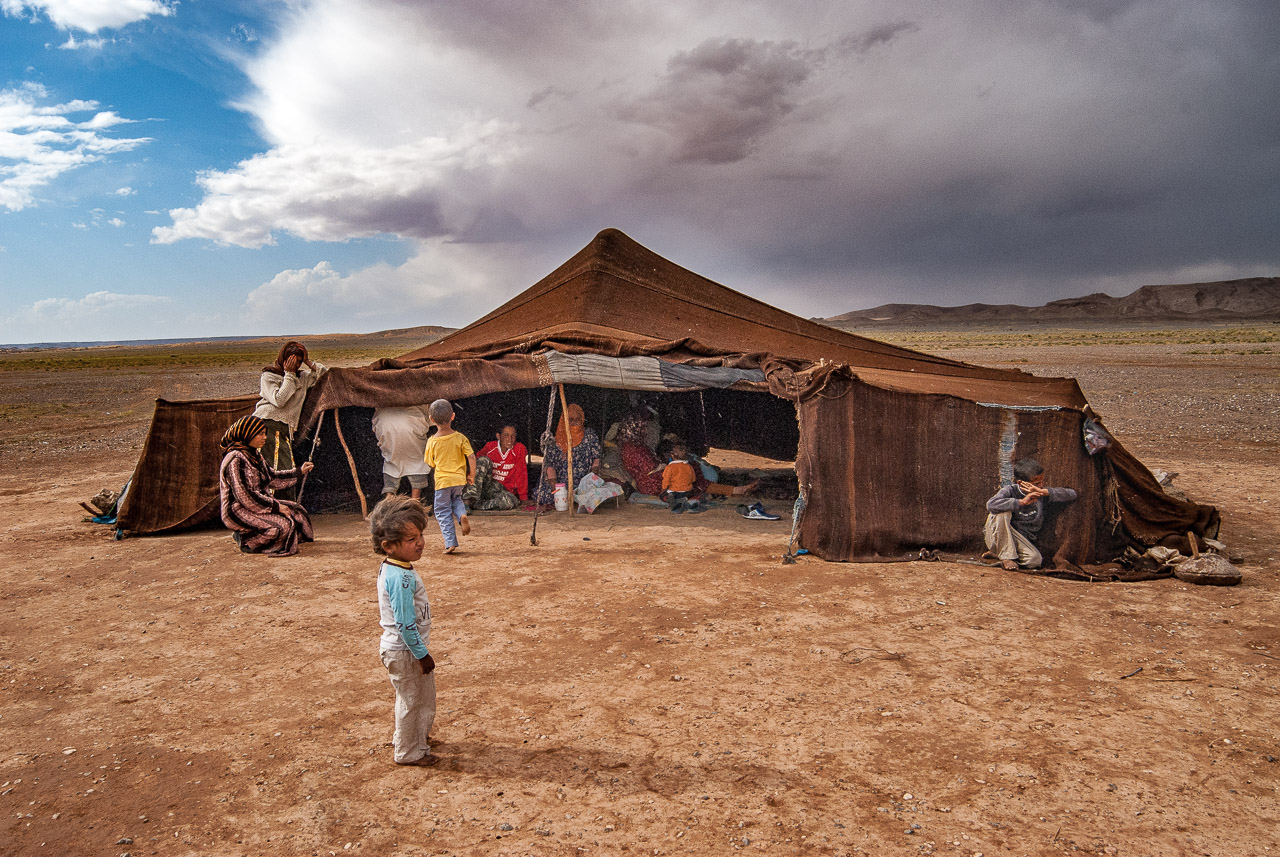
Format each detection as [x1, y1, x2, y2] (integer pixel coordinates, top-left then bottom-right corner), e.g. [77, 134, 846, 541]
[392, 228, 1088, 410]
[298, 228, 1088, 428]
[116, 228, 1218, 574]
[299, 354, 544, 430]
[791, 367, 1217, 568]
[116, 396, 256, 535]
[1104, 439, 1220, 551]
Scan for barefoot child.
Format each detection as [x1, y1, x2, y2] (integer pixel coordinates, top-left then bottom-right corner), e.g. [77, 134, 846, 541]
[371, 496, 438, 767]
[984, 457, 1077, 570]
[424, 399, 475, 553]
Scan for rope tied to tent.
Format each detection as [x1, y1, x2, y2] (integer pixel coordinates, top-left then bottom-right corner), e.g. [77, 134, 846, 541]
[782, 400, 811, 564]
[782, 494, 808, 564]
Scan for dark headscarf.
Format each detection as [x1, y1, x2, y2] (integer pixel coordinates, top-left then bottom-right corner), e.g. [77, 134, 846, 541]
[616, 408, 653, 446]
[263, 341, 307, 375]
[220, 415, 266, 453]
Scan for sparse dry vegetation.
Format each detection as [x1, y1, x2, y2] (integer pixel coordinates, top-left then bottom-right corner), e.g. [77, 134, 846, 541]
[2, 324, 1277, 856]
[835, 322, 1280, 352]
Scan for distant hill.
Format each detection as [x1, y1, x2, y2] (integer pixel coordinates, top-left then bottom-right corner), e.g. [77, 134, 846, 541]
[825, 277, 1280, 327]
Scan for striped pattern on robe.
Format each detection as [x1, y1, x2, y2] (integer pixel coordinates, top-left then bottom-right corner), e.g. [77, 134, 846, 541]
[218, 449, 314, 557]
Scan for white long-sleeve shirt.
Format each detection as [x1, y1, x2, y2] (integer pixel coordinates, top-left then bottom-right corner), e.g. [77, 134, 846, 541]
[377, 559, 431, 658]
[252, 361, 328, 432]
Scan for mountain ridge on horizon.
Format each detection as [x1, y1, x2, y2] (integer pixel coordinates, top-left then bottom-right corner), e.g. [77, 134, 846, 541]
[7, 278, 1279, 352]
[824, 277, 1280, 326]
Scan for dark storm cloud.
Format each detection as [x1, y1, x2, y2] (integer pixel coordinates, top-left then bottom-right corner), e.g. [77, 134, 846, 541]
[834, 19, 919, 54]
[616, 37, 819, 164]
[165, 0, 1280, 319]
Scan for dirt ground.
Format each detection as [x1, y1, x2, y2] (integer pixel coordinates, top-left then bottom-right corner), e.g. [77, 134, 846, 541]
[2, 332, 1278, 856]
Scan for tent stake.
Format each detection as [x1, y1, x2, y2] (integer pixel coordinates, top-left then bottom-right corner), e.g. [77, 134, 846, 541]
[558, 383, 575, 516]
[333, 407, 368, 519]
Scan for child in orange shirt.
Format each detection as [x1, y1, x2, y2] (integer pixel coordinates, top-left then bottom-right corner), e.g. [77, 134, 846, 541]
[661, 442, 702, 513]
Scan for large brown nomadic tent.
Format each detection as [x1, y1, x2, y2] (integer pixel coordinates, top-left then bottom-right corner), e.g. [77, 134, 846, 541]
[117, 228, 1218, 573]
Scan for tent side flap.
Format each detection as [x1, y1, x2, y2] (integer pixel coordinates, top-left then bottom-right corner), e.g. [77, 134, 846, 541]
[794, 371, 1217, 565]
[117, 396, 257, 535]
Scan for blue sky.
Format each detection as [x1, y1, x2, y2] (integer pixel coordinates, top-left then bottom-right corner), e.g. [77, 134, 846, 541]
[2, 0, 1277, 345]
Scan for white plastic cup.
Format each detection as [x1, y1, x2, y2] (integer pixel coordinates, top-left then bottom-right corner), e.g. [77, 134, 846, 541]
[553, 483, 569, 512]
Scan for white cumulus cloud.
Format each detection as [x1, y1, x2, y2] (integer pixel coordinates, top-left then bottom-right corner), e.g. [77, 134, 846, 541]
[1, 0, 173, 33]
[0, 85, 151, 211]
[0, 290, 171, 343]
[153, 132, 507, 247]
[155, 0, 1280, 311]
[241, 238, 541, 334]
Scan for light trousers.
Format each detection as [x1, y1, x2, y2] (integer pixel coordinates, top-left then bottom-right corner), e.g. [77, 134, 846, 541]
[984, 511, 1043, 569]
[380, 649, 437, 764]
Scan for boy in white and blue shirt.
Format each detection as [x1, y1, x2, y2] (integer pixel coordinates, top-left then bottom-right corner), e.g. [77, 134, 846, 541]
[371, 496, 438, 766]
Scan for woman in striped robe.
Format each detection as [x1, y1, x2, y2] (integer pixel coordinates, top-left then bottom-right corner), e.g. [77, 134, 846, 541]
[218, 415, 315, 557]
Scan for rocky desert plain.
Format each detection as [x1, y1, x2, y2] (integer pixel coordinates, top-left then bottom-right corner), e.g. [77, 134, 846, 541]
[2, 318, 1278, 857]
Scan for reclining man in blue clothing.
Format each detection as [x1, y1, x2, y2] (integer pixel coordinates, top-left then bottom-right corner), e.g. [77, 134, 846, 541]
[983, 458, 1078, 571]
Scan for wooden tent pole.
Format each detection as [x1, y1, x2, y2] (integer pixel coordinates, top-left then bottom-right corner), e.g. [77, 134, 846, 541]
[558, 383, 575, 516]
[333, 407, 368, 519]
[296, 409, 326, 504]
[531, 385, 559, 546]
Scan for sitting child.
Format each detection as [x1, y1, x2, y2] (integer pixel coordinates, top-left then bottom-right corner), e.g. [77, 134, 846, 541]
[661, 442, 702, 513]
[984, 457, 1078, 570]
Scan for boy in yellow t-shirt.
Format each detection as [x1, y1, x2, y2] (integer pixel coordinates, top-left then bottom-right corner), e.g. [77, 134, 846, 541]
[424, 399, 476, 554]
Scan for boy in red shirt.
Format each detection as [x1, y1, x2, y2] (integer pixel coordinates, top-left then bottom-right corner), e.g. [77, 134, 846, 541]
[477, 425, 528, 500]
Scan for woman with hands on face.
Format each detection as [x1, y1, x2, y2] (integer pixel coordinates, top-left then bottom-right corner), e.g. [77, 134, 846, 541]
[252, 340, 328, 501]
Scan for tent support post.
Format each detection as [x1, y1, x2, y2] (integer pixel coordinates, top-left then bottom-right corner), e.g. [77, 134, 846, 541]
[558, 383, 575, 515]
[297, 409, 326, 505]
[530, 385, 559, 546]
[333, 407, 368, 519]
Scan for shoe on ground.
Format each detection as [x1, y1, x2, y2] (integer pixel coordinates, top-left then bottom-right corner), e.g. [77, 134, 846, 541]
[742, 503, 780, 520]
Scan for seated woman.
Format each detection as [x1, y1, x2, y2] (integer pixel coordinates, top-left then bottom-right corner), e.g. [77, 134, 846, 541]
[618, 409, 758, 500]
[535, 403, 623, 512]
[219, 415, 315, 557]
[616, 408, 667, 495]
